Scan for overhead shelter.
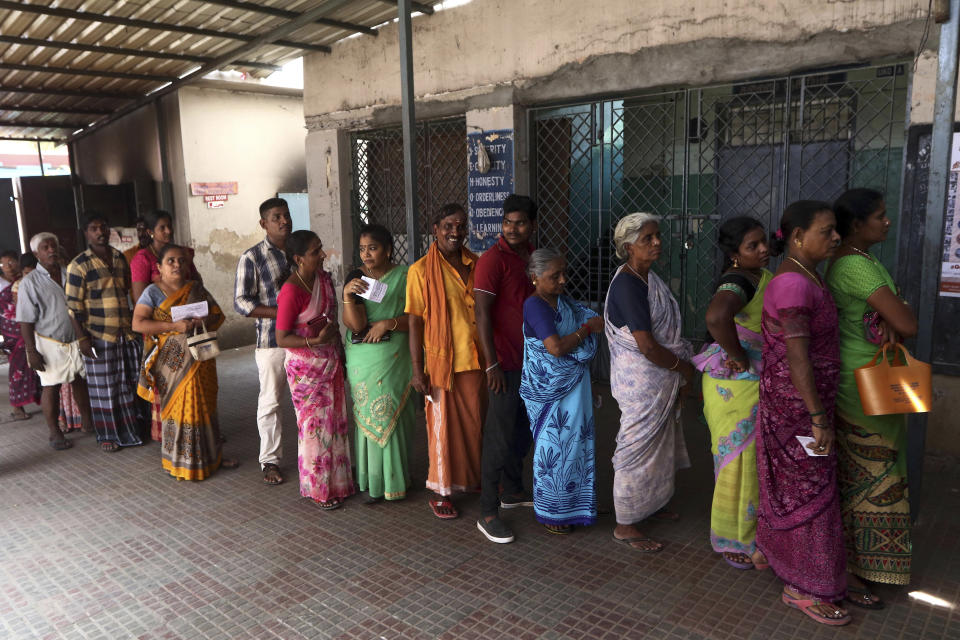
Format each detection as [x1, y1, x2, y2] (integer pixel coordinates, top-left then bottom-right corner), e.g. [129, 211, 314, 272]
[0, 0, 440, 142]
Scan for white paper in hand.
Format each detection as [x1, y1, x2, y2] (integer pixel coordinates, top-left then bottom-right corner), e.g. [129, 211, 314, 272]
[795, 435, 828, 457]
[358, 276, 387, 303]
[171, 300, 209, 322]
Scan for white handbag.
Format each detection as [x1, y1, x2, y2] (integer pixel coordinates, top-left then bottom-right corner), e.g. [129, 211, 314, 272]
[186, 319, 220, 361]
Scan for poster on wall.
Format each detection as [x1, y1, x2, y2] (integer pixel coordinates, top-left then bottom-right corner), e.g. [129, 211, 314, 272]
[943, 134, 960, 297]
[467, 129, 514, 252]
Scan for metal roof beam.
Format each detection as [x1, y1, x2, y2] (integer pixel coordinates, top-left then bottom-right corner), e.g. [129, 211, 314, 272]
[0, 136, 64, 142]
[0, 119, 88, 129]
[0, 104, 113, 115]
[0, 86, 139, 100]
[204, 0, 377, 36]
[72, 0, 354, 141]
[0, 1, 331, 54]
[0, 34, 281, 72]
[379, 0, 435, 16]
[0, 61, 176, 83]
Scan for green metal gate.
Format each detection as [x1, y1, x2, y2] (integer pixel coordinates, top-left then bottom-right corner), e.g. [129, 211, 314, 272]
[530, 63, 909, 339]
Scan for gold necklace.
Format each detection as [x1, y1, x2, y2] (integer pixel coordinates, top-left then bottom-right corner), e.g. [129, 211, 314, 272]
[295, 268, 312, 292]
[787, 257, 822, 286]
[625, 262, 648, 284]
[846, 244, 873, 260]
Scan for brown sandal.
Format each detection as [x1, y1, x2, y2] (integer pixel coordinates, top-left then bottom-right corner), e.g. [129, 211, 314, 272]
[262, 463, 283, 485]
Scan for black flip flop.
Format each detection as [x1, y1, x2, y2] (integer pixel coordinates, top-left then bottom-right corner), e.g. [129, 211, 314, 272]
[844, 585, 885, 610]
[48, 438, 73, 450]
[613, 535, 663, 553]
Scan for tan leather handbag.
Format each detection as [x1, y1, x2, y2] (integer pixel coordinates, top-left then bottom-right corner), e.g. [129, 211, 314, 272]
[854, 343, 931, 415]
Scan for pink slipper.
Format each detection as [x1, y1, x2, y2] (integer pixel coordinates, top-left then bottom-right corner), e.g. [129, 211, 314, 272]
[781, 591, 851, 626]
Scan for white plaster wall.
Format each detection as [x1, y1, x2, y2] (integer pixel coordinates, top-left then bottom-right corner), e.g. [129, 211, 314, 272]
[176, 86, 307, 347]
[303, 0, 929, 121]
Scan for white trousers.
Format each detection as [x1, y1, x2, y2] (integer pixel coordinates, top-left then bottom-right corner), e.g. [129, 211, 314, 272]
[255, 347, 287, 468]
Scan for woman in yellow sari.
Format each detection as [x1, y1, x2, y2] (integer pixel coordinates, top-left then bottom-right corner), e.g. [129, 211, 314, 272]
[133, 244, 237, 480]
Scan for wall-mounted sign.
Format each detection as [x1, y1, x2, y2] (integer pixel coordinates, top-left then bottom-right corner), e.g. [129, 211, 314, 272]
[467, 129, 514, 252]
[190, 181, 238, 196]
[203, 194, 228, 203]
[207, 201, 225, 209]
[943, 134, 960, 297]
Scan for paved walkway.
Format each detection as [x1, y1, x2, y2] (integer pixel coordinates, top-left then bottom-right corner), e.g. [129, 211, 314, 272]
[1, 346, 958, 639]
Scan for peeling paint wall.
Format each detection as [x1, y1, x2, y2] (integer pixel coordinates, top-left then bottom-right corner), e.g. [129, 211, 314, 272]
[303, 0, 930, 126]
[175, 86, 307, 348]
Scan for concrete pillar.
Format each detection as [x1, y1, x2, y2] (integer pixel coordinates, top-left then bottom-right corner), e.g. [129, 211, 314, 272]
[305, 127, 355, 290]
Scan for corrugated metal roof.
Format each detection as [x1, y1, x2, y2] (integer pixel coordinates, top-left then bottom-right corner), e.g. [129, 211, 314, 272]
[0, 0, 441, 141]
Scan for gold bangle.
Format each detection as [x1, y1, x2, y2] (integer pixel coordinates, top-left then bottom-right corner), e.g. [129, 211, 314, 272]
[304, 336, 309, 348]
[391, 317, 399, 331]
[342, 298, 353, 304]
[78, 336, 90, 343]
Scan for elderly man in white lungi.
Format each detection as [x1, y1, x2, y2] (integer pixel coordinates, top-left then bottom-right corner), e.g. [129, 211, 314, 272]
[16, 232, 94, 449]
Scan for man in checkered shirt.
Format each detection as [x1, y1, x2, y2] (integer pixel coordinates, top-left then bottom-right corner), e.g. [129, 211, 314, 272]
[234, 198, 292, 486]
[65, 213, 143, 452]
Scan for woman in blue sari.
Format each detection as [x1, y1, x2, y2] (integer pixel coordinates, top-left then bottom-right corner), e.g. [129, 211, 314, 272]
[521, 248, 604, 534]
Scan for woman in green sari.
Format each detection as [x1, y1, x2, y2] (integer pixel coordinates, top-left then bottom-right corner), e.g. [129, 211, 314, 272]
[826, 189, 917, 608]
[694, 217, 772, 570]
[342, 224, 414, 502]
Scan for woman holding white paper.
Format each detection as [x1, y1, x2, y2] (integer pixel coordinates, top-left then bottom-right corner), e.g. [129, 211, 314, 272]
[132, 244, 238, 480]
[755, 201, 848, 626]
[342, 224, 414, 503]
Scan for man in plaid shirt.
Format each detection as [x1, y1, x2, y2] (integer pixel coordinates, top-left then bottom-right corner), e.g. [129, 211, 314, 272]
[66, 213, 143, 452]
[234, 198, 291, 485]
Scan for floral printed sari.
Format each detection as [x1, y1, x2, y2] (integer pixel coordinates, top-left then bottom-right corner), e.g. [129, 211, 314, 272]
[281, 270, 355, 504]
[520, 295, 598, 527]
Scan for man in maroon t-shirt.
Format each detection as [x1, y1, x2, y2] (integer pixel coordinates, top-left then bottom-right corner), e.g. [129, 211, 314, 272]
[474, 194, 537, 544]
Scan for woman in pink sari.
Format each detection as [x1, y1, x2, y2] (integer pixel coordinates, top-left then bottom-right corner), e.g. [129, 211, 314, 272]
[275, 230, 354, 510]
[757, 200, 848, 626]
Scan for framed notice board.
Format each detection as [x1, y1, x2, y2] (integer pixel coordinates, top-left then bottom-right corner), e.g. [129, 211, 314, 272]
[899, 123, 960, 375]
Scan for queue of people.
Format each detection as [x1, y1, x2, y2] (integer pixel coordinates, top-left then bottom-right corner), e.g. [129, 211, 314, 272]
[3, 188, 916, 629]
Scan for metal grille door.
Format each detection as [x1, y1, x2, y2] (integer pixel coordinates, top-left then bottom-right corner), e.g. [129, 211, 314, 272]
[530, 64, 908, 340]
[350, 118, 467, 264]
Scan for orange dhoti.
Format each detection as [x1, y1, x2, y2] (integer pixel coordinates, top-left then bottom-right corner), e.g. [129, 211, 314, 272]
[425, 370, 487, 496]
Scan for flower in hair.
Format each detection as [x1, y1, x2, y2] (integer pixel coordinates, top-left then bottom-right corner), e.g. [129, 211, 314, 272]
[775, 229, 784, 240]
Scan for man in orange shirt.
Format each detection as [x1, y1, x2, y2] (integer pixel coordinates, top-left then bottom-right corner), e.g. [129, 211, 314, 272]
[407, 203, 486, 520]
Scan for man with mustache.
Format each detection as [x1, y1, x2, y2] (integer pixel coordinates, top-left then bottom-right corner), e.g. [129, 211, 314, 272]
[234, 198, 292, 486]
[406, 203, 486, 520]
[65, 213, 143, 452]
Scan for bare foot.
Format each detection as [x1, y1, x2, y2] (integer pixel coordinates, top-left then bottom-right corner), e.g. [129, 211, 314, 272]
[752, 549, 769, 568]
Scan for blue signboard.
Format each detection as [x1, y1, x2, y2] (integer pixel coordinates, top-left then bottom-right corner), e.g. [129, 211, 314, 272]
[467, 129, 514, 252]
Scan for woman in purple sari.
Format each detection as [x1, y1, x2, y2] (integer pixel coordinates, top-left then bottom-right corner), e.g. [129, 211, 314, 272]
[757, 201, 849, 626]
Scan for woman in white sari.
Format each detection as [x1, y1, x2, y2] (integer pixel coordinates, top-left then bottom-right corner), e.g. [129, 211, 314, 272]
[605, 213, 694, 552]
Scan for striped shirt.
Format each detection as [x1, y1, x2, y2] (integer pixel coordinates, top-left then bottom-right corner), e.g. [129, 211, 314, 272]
[65, 248, 134, 343]
[234, 237, 287, 349]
